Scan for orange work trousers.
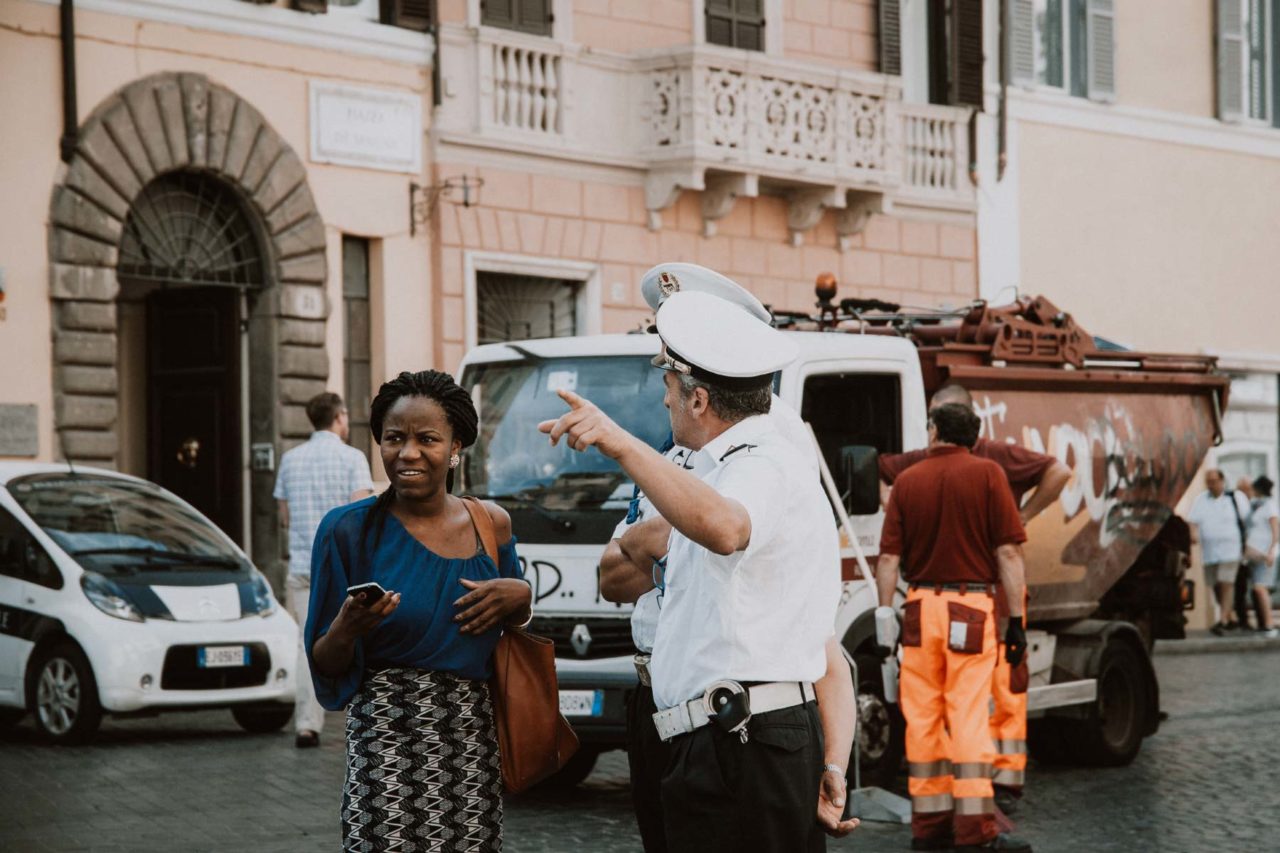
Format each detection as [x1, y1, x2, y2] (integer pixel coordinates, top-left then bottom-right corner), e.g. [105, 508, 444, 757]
[990, 590, 1029, 796]
[900, 587, 998, 847]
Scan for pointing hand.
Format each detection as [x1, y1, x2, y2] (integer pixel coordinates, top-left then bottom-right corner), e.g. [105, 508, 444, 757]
[536, 389, 634, 459]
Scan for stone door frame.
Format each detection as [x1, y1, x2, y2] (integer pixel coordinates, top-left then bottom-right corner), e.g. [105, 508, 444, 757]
[47, 71, 330, 577]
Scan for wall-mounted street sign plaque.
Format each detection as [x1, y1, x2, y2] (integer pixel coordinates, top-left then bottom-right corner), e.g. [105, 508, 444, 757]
[309, 81, 422, 174]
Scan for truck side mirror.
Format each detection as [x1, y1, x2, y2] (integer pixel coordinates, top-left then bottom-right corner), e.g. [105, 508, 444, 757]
[839, 445, 881, 516]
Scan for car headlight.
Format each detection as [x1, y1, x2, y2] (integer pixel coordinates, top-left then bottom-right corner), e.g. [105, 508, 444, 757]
[243, 571, 277, 618]
[81, 572, 144, 622]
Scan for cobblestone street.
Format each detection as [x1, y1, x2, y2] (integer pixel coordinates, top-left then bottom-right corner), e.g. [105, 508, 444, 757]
[2, 648, 1278, 853]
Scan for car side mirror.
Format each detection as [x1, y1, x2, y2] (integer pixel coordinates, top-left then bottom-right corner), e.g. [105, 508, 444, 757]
[23, 541, 61, 588]
[839, 445, 881, 516]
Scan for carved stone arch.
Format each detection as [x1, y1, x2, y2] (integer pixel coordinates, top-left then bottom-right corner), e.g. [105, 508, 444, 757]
[47, 71, 329, 568]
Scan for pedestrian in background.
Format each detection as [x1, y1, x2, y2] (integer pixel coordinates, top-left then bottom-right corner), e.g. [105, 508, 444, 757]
[876, 402, 1032, 853]
[273, 392, 374, 747]
[1187, 469, 1250, 635]
[307, 371, 532, 851]
[1242, 475, 1279, 637]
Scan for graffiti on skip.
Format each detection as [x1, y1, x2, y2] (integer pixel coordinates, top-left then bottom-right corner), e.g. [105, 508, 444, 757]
[975, 395, 1209, 548]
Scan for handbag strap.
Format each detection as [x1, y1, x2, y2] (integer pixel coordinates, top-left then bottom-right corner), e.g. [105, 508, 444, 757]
[461, 496, 499, 563]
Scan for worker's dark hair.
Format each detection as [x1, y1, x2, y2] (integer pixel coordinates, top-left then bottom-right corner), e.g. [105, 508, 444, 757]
[929, 402, 981, 449]
[361, 370, 479, 551]
[305, 392, 345, 430]
[931, 383, 973, 409]
[1253, 475, 1274, 497]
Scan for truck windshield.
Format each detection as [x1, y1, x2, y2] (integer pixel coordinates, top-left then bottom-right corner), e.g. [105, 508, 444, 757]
[460, 355, 670, 512]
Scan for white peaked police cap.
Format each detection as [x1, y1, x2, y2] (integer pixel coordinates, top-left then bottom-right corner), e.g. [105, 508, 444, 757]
[650, 291, 798, 391]
[640, 262, 772, 324]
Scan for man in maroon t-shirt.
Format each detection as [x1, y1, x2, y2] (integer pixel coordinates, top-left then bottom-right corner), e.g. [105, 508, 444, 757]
[876, 403, 1031, 853]
[880, 384, 1071, 815]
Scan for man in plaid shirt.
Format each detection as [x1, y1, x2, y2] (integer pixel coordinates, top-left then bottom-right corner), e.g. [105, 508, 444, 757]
[274, 392, 374, 747]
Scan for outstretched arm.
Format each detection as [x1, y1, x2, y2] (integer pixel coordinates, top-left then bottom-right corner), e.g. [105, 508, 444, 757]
[539, 390, 751, 555]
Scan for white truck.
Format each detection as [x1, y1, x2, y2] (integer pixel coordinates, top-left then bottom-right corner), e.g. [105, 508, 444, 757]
[456, 295, 1226, 786]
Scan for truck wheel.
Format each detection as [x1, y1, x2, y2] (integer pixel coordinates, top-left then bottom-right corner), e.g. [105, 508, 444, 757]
[231, 703, 295, 734]
[852, 653, 905, 789]
[29, 642, 103, 745]
[540, 745, 600, 789]
[1062, 640, 1150, 767]
[1027, 718, 1072, 765]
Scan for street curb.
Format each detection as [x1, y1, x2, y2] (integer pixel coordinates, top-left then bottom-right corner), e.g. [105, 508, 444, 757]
[1154, 634, 1280, 655]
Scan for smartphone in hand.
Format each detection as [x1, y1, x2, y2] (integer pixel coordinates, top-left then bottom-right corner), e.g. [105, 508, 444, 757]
[346, 582, 388, 607]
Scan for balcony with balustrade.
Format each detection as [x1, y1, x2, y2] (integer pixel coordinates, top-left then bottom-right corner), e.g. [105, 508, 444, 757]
[434, 24, 974, 244]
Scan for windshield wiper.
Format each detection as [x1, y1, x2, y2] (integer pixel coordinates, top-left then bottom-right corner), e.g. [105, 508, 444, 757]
[70, 546, 242, 568]
[466, 491, 576, 533]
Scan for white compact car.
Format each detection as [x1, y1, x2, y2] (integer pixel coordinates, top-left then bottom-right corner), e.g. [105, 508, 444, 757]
[0, 463, 298, 743]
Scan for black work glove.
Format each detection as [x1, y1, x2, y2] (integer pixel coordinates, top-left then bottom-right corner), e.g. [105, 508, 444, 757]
[1004, 620, 1027, 667]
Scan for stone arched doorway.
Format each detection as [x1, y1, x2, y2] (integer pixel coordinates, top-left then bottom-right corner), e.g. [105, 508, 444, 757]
[47, 72, 329, 576]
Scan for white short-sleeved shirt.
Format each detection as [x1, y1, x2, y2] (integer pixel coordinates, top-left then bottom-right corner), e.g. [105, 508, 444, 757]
[273, 431, 375, 575]
[1245, 497, 1279, 556]
[650, 413, 841, 709]
[615, 396, 820, 654]
[1188, 490, 1249, 566]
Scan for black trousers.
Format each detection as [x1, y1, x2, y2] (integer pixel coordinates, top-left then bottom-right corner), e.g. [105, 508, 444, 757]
[626, 683, 672, 853]
[660, 700, 826, 853]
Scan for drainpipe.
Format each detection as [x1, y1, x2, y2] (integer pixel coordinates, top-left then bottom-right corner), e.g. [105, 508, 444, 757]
[997, 0, 1009, 180]
[430, 2, 441, 107]
[59, 0, 78, 163]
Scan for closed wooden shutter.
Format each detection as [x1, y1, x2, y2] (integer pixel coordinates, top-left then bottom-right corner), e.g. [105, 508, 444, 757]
[706, 0, 765, 51]
[952, 0, 984, 107]
[1217, 0, 1245, 121]
[1085, 0, 1116, 102]
[291, 0, 328, 13]
[380, 0, 433, 32]
[1008, 0, 1036, 87]
[880, 0, 901, 76]
[482, 0, 552, 36]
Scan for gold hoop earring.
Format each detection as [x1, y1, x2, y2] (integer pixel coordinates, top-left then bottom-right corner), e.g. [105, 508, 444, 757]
[449, 455, 460, 469]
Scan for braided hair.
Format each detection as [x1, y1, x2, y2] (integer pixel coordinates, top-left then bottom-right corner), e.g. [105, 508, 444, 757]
[361, 370, 479, 551]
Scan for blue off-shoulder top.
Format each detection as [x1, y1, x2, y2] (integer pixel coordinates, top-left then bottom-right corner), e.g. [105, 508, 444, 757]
[303, 497, 524, 711]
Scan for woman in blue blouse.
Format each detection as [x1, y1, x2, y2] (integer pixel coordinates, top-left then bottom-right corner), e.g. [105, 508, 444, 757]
[306, 370, 531, 852]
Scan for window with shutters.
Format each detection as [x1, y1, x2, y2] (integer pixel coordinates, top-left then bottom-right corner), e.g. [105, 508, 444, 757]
[482, 0, 553, 37]
[705, 0, 766, 52]
[1011, 0, 1113, 102]
[1216, 0, 1274, 124]
[920, 0, 983, 107]
[343, 236, 373, 462]
[330, 0, 379, 21]
[381, 0, 433, 31]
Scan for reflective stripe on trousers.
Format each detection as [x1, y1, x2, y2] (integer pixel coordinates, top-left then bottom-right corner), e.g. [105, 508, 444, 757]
[989, 588, 1028, 790]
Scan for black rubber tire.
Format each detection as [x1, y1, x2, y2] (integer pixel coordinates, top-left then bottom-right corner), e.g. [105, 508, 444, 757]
[539, 745, 600, 789]
[1053, 640, 1150, 767]
[231, 703, 295, 734]
[28, 642, 103, 745]
[852, 652, 905, 789]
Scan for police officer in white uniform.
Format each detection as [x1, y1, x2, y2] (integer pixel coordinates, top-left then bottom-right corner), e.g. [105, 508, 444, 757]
[542, 288, 843, 852]
[600, 263, 840, 852]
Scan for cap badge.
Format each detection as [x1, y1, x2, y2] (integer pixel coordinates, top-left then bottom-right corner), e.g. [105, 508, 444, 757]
[657, 270, 680, 295]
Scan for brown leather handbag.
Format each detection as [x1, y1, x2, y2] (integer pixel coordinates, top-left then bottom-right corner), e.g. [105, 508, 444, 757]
[462, 497, 580, 794]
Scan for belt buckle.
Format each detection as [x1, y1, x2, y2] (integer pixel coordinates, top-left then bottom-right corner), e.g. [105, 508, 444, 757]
[702, 679, 751, 742]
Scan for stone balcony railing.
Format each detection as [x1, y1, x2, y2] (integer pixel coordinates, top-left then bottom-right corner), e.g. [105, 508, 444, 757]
[435, 26, 973, 244]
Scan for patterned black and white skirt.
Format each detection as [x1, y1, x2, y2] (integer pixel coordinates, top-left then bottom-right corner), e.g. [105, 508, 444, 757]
[343, 666, 503, 852]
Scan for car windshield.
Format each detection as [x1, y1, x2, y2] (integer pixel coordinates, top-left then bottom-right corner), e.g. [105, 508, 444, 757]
[7, 474, 244, 570]
[460, 355, 670, 512]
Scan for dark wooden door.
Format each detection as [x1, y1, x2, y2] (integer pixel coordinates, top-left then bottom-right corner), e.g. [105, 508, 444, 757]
[147, 287, 242, 543]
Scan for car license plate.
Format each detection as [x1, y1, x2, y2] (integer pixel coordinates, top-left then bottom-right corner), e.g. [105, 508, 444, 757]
[198, 645, 247, 668]
[559, 689, 603, 717]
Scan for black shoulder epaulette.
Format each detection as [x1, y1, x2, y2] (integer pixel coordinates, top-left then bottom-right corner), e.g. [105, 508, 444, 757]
[719, 443, 757, 463]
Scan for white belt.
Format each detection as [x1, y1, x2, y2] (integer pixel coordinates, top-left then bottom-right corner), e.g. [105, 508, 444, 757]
[651, 680, 816, 742]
